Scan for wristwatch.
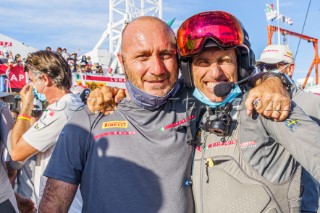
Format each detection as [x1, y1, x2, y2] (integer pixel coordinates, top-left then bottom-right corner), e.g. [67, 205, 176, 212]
[261, 72, 293, 88]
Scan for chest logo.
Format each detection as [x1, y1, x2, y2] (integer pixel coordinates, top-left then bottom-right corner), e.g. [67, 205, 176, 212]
[102, 121, 128, 129]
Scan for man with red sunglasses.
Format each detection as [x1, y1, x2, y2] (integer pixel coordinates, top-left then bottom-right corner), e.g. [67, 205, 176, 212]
[177, 11, 320, 212]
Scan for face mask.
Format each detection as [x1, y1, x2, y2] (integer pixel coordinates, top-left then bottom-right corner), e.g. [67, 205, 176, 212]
[32, 83, 47, 102]
[193, 84, 242, 108]
[125, 79, 181, 111]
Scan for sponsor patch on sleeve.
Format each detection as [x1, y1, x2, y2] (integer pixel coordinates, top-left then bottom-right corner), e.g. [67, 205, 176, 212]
[284, 119, 301, 131]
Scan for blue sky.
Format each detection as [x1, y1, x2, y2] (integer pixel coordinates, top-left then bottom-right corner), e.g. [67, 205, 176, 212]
[1, 0, 319, 81]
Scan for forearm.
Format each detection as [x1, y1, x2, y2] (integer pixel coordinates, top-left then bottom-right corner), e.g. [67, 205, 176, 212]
[38, 178, 78, 213]
[11, 107, 32, 155]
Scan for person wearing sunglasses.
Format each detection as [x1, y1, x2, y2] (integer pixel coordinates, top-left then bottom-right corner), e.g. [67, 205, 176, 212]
[257, 44, 320, 213]
[257, 44, 295, 77]
[177, 11, 320, 212]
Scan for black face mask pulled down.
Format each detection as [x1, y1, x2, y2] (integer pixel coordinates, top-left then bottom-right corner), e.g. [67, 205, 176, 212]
[125, 79, 181, 111]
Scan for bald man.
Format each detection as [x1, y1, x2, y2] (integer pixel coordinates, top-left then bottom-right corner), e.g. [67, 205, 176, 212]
[39, 16, 198, 213]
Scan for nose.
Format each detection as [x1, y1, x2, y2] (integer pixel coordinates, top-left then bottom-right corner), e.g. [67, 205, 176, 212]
[210, 63, 223, 79]
[148, 55, 165, 75]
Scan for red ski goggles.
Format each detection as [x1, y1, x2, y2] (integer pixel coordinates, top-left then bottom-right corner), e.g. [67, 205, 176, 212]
[177, 11, 244, 57]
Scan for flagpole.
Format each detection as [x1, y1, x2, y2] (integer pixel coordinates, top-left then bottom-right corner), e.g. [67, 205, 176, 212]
[277, 0, 280, 44]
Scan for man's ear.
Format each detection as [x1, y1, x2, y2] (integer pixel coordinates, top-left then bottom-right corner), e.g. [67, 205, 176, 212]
[117, 53, 124, 67]
[117, 52, 128, 79]
[42, 75, 53, 86]
[288, 64, 295, 78]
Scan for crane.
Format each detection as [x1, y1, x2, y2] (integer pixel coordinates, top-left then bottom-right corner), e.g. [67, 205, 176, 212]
[267, 25, 319, 89]
[86, 0, 162, 74]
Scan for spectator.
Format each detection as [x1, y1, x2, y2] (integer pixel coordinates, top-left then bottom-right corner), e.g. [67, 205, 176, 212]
[10, 50, 84, 212]
[0, 99, 19, 212]
[3, 49, 9, 59]
[257, 44, 320, 213]
[62, 48, 69, 61]
[8, 51, 14, 61]
[56, 47, 62, 55]
[86, 56, 92, 66]
[80, 55, 87, 65]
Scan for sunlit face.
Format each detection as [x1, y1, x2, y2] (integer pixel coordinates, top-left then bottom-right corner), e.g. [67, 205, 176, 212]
[278, 63, 295, 79]
[119, 19, 178, 97]
[192, 47, 238, 102]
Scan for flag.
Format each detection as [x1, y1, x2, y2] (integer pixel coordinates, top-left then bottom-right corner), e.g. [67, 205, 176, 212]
[265, 3, 293, 25]
[265, 4, 277, 21]
[167, 18, 176, 27]
[285, 17, 293, 25]
[278, 15, 293, 25]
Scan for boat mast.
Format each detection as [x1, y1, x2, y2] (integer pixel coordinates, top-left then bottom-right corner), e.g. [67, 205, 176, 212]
[276, 0, 281, 44]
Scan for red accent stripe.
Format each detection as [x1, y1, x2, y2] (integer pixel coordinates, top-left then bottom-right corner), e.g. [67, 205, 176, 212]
[162, 115, 195, 130]
[196, 140, 257, 152]
[196, 140, 238, 152]
[82, 74, 126, 82]
[94, 131, 136, 140]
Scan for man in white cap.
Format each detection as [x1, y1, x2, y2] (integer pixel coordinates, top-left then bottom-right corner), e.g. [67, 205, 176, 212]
[257, 44, 295, 77]
[258, 44, 320, 213]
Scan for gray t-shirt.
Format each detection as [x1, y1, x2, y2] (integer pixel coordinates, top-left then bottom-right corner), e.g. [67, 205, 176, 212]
[45, 87, 200, 213]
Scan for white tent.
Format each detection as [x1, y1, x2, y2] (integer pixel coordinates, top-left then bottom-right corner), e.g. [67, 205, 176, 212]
[0, 33, 38, 59]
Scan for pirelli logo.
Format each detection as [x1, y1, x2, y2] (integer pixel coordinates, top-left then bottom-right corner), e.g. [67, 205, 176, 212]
[102, 121, 128, 129]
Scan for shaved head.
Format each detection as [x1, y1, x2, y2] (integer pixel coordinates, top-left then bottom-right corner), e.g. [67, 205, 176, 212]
[121, 16, 176, 53]
[117, 16, 179, 97]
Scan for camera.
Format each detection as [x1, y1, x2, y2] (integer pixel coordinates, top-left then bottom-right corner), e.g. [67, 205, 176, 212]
[201, 103, 233, 137]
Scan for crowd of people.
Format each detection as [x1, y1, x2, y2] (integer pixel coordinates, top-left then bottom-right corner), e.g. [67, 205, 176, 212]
[0, 10, 319, 213]
[0, 47, 108, 75]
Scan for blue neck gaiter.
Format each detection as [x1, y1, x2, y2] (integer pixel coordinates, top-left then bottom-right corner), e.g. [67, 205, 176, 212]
[125, 79, 181, 111]
[193, 84, 242, 108]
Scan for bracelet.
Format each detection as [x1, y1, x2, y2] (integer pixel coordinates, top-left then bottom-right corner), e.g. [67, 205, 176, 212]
[17, 116, 31, 121]
[18, 114, 31, 119]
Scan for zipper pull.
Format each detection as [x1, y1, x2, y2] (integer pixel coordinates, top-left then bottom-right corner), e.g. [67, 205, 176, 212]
[205, 158, 214, 183]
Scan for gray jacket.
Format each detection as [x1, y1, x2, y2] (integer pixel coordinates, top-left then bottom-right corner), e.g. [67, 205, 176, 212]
[291, 84, 320, 212]
[192, 94, 320, 213]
